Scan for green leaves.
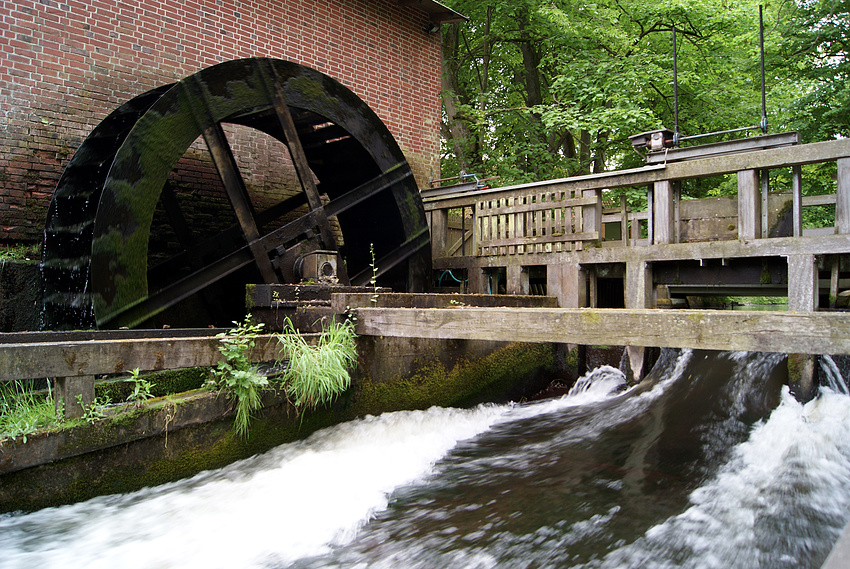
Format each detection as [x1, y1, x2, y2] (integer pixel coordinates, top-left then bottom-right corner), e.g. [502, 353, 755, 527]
[211, 316, 268, 438]
[276, 319, 357, 411]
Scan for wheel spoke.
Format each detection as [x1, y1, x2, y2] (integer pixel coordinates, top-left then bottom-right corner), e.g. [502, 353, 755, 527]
[202, 120, 280, 284]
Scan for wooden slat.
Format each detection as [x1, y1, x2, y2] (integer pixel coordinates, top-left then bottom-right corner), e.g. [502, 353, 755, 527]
[353, 307, 850, 355]
[0, 335, 294, 382]
[480, 231, 598, 250]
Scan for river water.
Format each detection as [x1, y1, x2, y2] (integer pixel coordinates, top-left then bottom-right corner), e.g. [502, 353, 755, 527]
[1, 349, 849, 569]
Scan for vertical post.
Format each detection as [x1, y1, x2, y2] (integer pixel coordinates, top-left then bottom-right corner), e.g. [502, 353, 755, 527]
[54, 376, 95, 420]
[830, 256, 840, 309]
[653, 180, 675, 244]
[506, 264, 528, 295]
[792, 165, 803, 237]
[787, 253, 819, 402]
[430, 208, 448, 259]
[788, 254, 819, 312]
[647, 185, 654, 244]
[625, 260, 653, 309]
[582, 189, 602, 244]
[547, 262, 586, 308]
[625, 260, 652, 383]
[761, 170, 770, 238]
[738, 169, 761, 239]
[837, 158, 850, 234]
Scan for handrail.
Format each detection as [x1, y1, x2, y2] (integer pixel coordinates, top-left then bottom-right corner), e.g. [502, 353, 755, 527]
[425, 136, 850, 259]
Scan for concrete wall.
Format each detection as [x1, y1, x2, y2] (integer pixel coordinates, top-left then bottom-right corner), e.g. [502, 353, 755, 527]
[0, 0, 442, 242]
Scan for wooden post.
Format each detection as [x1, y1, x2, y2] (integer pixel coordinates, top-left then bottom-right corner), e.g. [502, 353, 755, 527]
[625, 259, 652, 382]
[787, 253, 819, 402]
[547, 262, 586, 308]
[582, 189, 602, 245]
[792, 165, 803, 237]
[788, 254, 819, 312]
[468, 267, 485, 295]
[54, 376, 95, 420]
[506, 264, 528, 295]
[738, 169, 761, 240]
[761, 169, 770, 238]
[837, 157, 850, 234]
[653, 180, 675, 244]
[430, 208, 448, 259]
[625, 260, 653, 309]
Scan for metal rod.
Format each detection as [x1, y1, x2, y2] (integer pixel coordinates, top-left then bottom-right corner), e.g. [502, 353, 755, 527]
[760, 5, 767, 133]
[678, 125, 763, 142]
[673, 26, 680, 146]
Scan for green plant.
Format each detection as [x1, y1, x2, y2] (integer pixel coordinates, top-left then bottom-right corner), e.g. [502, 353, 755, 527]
[0, 381, 58, 442]
[369, 243, 379, 304]
[276, 318, 357, 410]
[125, 368, 154, 407]
[77, 394, 110, 424]
[212, 316, 269, 437]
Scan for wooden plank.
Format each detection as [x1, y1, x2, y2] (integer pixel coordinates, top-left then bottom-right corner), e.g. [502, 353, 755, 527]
[480, 231, 598, 250]
[838, 157, 850, 234]
[353, 307, 850, 355]
[738, 169, 761, 240]
[0, 335, 290, 382]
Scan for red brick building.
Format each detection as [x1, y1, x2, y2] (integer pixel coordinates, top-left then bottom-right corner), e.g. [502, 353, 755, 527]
[0, 0, 459, 243]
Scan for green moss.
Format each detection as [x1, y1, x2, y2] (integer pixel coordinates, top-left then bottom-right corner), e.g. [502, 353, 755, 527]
[580, 311, 601, 325]
[353, 342, 555, 415]
[96, 368, 209, 402]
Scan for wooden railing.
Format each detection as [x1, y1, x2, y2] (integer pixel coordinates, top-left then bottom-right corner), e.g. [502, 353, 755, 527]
[423, 135, 850, 260]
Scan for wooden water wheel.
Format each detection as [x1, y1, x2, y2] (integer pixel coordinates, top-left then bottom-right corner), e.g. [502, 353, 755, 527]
[41, 58, 430, 329]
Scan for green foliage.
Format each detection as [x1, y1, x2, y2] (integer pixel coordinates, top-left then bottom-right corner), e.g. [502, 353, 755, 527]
[276, 318, 358, 410]
[125, 368, 155, 407]
[0, 381, 59, 442]
[0, 243, 39, 262]
[77, 394, 111, 424]
[440, 0, 837, 197]
[211, 317, 269, 438]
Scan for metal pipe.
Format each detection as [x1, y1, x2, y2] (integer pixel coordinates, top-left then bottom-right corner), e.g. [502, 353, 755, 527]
[678, 124, 763, 142]
[673, 26, 680, 146]
[760, 5, 767, 133]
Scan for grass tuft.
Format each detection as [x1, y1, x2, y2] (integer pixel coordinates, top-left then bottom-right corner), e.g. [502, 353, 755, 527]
[276, 318, 357, 410]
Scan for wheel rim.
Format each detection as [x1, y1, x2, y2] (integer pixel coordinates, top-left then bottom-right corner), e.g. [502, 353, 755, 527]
[42, 58, 430, 329]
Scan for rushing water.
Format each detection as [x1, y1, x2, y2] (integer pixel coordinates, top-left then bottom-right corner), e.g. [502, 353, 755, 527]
[2, 350, 850, 569]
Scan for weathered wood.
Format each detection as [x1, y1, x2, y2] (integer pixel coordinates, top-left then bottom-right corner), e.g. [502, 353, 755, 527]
[738, 169, 761, 240]
[0, 335, 289, 382]
[424, 139, 850, 213]
[625, 261, 652, 309]
[838, 158, 850, 234]
[352, 307, 850, 355]
[792, 165, 803, 237]
[430, 208, 448, 258]
[787, 254, 818, 312]
[653, 180, 675, 244]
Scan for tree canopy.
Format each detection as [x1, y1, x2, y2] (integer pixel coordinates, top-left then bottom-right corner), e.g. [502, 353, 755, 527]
[439, 0, 845, 192]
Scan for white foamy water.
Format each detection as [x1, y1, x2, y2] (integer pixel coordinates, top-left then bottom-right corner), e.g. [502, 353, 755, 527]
[0, 370, 630, 569]
[599, 385, 850, 569]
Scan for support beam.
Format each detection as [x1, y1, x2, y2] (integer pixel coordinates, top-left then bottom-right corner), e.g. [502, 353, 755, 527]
[838, 157, 850, 234]
[352, 307, 850, 355]
[54, 376, 94, 420]
[738, 169, 761, 239]
[653, 180, 675, 244]
[547, 262, 586, 308]
[787, 254, 819, 312]
[625, 260, 653, 309]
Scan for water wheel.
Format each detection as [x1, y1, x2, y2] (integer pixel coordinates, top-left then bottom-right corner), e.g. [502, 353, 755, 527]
[41, 58, 430, 329]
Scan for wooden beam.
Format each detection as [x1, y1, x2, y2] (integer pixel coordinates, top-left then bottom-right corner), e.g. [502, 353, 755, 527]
[0, 335, 290, 382]
[352, 307, 850, 355]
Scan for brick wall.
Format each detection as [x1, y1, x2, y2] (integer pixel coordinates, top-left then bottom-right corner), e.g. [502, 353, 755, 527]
[0, 0, 442, 242]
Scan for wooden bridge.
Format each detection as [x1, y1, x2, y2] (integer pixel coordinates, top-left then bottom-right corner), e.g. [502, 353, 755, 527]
[409, 133, 850, 393]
